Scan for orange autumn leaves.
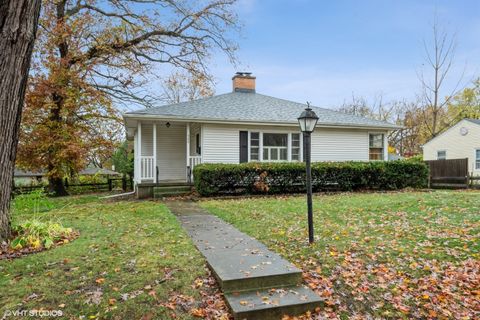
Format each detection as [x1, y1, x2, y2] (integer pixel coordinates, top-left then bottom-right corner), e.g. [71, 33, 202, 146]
[161, 270, 231, 320]
[302, 252, 479, 319]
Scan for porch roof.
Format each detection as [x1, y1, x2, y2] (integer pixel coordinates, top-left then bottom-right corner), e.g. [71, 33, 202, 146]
[123, 91, 401, 130]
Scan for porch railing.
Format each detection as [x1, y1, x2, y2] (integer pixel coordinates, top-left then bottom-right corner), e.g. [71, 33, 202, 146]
[189, 156, 202, 169]
[188, 156, 202, 182]
[140, 156, 155, 180]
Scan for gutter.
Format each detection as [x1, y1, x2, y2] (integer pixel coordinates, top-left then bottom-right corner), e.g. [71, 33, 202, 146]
[122, 114, 403, 131]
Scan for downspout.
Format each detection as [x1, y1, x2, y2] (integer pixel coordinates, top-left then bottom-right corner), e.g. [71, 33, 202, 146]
[100, 184, 137, 199]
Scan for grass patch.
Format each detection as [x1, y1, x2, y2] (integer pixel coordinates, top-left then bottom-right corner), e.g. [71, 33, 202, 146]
[1, 195, 208, 319]
[201, 190, 480, 319]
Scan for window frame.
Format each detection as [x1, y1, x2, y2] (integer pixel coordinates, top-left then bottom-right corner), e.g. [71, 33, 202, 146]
[368, 132, 385, 161]
[195, 133, 201, 155]
[248, 131, 260, 161]
[437, 150, 447, 160]
[291, 133, 301, 161]
[475, 149, 480, 170]
[247, 130, 303, 162]
[262, 133, 288, 162]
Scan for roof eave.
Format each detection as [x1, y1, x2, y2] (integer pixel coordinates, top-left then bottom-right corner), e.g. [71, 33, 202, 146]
[123, 113, 402, 131]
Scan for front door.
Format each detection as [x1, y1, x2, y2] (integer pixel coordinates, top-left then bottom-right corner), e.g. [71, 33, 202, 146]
[156, 123, 187, 181]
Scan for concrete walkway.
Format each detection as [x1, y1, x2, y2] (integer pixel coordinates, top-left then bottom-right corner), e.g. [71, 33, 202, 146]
[165, 200, 322, 320]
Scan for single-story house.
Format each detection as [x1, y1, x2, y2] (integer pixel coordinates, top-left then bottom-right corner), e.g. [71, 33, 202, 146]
[13, 169, 46, 186]
[123, 72, 401, 191]
[423, 118, 480, 174]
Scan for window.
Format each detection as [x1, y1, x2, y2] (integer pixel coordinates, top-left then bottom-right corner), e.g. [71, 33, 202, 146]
[437, 150, 446, 160]
[250, 132, 260, 161]
[248, 132, 301, 162]
[369, 134, 384, 160]
[195, 133, 201, 155]
[291, 133, 301, 161]
[476, 150, 480, 169]
[263, 133, 288, 161]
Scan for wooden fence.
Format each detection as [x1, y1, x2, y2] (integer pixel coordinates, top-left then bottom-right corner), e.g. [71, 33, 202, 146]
[425, 158, 469, 188]
[13, 177, 133, 195]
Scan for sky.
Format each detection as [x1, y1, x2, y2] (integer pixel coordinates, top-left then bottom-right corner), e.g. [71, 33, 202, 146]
[206, 0, 480, 108]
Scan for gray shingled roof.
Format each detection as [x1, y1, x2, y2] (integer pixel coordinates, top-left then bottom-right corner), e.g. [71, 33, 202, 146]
[124, 92, 401, 129]
[80, 167, 121, 176]
[14, 169, 45, 177]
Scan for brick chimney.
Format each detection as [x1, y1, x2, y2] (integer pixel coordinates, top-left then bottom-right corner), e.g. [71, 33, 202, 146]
[232, 72, 255, 93]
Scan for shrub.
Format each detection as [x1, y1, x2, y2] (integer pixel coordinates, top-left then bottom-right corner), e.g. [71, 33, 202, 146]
[12, 189, 54, 214]
[193, 161, 429, 196]
[9, 190, 76, 253]
[10, 220, 75, 250]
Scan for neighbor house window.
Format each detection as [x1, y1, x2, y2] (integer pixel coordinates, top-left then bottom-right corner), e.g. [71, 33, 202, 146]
[476, 149, 480, 169]
[369, 134, 384, 160]
[250, 132, 260, 161]
[437, 150, 446, 160]
[263, 133, 288, 161]
[291, 133, 301, 161]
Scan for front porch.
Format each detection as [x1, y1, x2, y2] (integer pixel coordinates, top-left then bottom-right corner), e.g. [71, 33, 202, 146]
[132, 121, 203, 186]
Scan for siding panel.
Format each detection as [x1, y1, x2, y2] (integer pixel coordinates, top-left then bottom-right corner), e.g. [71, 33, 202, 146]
[140, 124, 153, 156]
[311, 128, 369, 161]
[203, 124, 239, 163]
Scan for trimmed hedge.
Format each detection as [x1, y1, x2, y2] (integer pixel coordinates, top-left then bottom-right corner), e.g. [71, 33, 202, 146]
[193, 160, 429, 196]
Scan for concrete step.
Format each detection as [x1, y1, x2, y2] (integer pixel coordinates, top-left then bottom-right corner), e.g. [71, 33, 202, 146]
[177, 214, 302, 292]
[153, 186, 191, 198]
[225, 285, 323, 320]
[204, 248, 302, 293]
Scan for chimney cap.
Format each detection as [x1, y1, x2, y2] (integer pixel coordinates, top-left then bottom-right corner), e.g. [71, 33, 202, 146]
[233, 71, 255, 78]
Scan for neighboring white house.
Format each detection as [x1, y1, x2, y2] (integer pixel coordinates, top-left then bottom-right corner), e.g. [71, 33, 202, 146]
[423, 118, 480, 174]
[123, 73, 400, 187]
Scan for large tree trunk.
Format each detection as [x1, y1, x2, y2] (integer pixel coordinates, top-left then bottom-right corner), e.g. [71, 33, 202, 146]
[48, 177, 68, 196]
[44, 1, 69, 197]
[46, 93, 69, 197]
[0, 0, 41, 242]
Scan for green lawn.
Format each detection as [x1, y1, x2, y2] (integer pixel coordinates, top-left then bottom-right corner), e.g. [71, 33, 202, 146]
[2, 191, 478, 319]
[201, 190, 480, 319]
[1, 195, 224, 320]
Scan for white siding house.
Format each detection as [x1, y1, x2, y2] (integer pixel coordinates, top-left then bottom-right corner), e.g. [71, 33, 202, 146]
[200, 124, 388, 163]
[123, 73, 400, 193]
[423, 119, 480, 174]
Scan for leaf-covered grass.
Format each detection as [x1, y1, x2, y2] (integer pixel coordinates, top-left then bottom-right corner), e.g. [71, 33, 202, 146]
[1, 195, 209, 319]
[201, 190, 480, 319]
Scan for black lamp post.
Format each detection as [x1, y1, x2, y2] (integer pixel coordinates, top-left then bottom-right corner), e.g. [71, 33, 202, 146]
[297, 102, 319, 244]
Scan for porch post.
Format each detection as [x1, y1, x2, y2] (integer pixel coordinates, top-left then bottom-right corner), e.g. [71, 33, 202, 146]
[138, 121, 142, 181]
[153, 123, 157, 183]
[384, 133, 388, 161]
[133, 128, 138, 183]
[186, 123, 190, 180]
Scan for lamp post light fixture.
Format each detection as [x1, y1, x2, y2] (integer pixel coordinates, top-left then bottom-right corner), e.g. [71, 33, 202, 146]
[297, 102, 319, 244]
